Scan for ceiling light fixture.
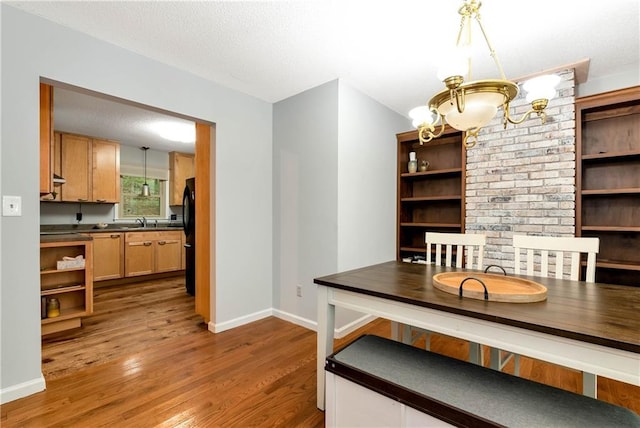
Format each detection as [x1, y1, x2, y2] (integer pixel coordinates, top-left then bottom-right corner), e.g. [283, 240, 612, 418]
[141, 146, 150, 197]
[409, 0, 560, 149]
[151, 121, 195, 143]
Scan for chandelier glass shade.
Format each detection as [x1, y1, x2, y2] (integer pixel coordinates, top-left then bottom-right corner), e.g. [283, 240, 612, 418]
[410, 0, 560, 149]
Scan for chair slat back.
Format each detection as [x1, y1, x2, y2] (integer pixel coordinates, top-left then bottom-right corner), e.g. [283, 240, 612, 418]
[426, 232, 486, 270]
[513, 235, 600, 282]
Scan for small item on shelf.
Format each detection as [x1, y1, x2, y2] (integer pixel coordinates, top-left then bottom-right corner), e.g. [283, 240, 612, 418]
[408, 151, 418, 173]
[57, 255, 85, 270]
[420, 160, 430, 172]
[47, 298, 60, 318]
[41, 296, 47, 319]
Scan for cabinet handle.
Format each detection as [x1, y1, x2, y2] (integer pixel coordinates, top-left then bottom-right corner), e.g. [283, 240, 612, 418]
[110, 234, 119, 238]
[77, 199, 88, 202]
[158, 241, 166, 245]
[144, 241, 152, 246]
[96, 199, 106, 202]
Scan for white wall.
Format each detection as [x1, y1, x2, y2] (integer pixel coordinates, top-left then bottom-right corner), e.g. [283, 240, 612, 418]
[272, 80, 340, 327]
[272, 80, 407, 330]
[1, 4, 273, 403]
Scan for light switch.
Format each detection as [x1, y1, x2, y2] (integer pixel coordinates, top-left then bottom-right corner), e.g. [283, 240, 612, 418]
[2, 195, 22, 216]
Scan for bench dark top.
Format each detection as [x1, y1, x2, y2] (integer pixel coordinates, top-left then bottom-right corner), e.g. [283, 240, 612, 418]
[314, 261, 640, 354]
[326, 335, 640, 428]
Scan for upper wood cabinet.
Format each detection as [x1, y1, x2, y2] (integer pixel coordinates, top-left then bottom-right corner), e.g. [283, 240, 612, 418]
[92, 139, 120, 203]
[61, 133, 91, 202]
[53, 132, 120, 203]
[40, 83, 54, 195]
[169, 151, 194, 206]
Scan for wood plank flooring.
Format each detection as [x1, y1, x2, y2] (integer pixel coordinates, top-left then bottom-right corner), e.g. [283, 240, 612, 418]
[2, 277, 639, 426]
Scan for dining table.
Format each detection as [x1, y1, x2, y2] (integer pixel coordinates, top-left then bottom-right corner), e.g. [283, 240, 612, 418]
[314, 261, 640, 410]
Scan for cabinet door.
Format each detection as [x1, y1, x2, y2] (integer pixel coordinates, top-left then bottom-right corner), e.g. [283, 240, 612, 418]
[40, 83, 53, 195]
[90, 233, 124, 281]
[156, 232, 182, 273]
[61, 133, 91, 202]
[92, 140, 120, 203]
[169, 151, 195, 206]
[125, 238, 154, 277]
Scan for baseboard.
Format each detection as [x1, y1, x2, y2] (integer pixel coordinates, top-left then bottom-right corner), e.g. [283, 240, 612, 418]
[272, 309, 316, 331]
[209, 308, 273, 333]
[0, 374, 45, 404]
[209, 308, 376, 339]
[333, 314, 377, 338]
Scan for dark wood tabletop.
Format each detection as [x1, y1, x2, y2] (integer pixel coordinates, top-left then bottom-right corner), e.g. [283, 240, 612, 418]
[314, 261, 640, 354]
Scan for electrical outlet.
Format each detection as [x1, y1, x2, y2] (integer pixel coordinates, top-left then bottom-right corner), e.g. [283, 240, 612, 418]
[296, 285, 302, 297]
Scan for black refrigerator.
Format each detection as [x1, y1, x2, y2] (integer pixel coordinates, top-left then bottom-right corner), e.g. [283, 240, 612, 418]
[182, 177, 196, 296]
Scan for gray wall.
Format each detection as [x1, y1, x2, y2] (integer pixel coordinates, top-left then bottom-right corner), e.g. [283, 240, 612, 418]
[272, 80, 407, 330]
[1, 4, 273, 402]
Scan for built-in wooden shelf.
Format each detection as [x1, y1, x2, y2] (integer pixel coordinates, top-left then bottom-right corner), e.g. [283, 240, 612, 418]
[400, 222, 462, 228]
[582, 188, 640, 196]
[41, 307, 87, 324]
[576, 86, 640, 287]
[596, 260, 640, 271]
[396, 127, 465, 261]
[582, 226, 640, 232]
[582, 150, 640, 161]
[41, 284, 86, 296]
[400, 167, 462, 179]
[401, 195, 462, 202]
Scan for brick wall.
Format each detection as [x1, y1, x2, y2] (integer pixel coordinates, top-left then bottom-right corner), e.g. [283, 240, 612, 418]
[465, 70, 576, 274]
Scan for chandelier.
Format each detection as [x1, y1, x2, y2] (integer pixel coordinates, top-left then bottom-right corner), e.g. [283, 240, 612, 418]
[409, 0, 560, 149]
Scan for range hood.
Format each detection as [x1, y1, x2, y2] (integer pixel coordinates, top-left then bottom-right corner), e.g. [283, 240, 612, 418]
[53, 173, 66, 185]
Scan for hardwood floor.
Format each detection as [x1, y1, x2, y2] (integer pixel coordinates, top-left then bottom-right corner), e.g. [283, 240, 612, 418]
[2, 277, 639, 426]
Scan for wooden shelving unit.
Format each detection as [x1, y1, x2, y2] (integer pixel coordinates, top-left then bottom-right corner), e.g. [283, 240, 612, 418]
[396, 127, 465, 262]
[576, 86, 640, 286]
[40, 236, 93, 335]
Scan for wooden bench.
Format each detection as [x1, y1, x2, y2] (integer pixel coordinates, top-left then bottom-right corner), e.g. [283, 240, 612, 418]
[324, 335, 640, 427]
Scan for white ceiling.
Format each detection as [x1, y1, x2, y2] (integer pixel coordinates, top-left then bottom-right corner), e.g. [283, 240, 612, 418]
[10, 0, 640, 152]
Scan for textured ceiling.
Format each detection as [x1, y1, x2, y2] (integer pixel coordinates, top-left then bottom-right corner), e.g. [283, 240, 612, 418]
[9, 0, 640, 152]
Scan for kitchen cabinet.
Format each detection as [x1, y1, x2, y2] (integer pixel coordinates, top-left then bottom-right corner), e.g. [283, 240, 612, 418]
[576, 86, 640, 286]
[53, 132, 120, 203]
[92, 139, 121, 202]
[155, 233, 182, 273]
[40, 236, 93, 336]
[40, 83, 54, 195]
[124, 230, 183, 277]
[85, 232, 124, 281]
[169, 151, 195, 206]
[396, 127, 465, 262]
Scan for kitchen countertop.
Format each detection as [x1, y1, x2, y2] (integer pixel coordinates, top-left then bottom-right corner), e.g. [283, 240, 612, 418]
[40, 223, 184, 235]
[40, 233, 94, 243]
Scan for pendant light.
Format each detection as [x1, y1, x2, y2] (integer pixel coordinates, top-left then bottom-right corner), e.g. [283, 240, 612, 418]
[141, 146, 150, 197]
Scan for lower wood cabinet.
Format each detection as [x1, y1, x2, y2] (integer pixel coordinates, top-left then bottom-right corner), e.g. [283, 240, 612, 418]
[40, 236, 93, 336]
[84, 232, 124, 281]
[125, 231, 182, 277]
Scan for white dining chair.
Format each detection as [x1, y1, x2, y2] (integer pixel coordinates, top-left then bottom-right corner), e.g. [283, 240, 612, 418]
[506, 234, 601, 397]
[398, 232, 487, 366]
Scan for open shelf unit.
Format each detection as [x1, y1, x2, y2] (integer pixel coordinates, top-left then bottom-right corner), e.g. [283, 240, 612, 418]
[396, 128, 465, 262]
[576, 86, 640, 286]
[40, 237, 93, 335]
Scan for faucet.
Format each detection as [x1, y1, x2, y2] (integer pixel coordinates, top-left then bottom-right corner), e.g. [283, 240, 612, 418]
[135, 217, 147, 228]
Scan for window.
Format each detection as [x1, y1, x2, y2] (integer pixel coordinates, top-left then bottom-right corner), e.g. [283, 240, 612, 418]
[119, 175, 166, 218]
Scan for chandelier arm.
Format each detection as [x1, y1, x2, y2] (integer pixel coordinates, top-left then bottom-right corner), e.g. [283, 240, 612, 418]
[418, 109, 446, 144]
[474, 9, 507, 80]
[463, 128, 479, 149]
[503, 103, 548, 127]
